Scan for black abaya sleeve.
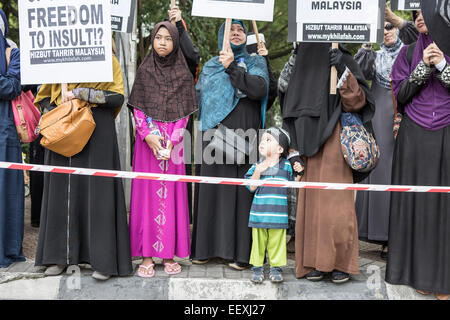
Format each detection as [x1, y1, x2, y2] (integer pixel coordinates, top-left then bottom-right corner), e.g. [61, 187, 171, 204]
[354, 47, 376, 81]
[396, 61, 433, 106]
[72, 88, 124, 110]
[177, 21, 200, 78]
[225, 61, 267, 101]
[398, 21, 419, 45]
[265, 56, 278, 111]
[397, 81, 422, 106]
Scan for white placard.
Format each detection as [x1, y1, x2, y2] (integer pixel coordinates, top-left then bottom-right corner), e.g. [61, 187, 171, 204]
[192, 0, 275, 22]
[296, 0, 381, 43]
[391, 0, 421, 11]
[110, 0, 136, 33]
[18, 0, 113, 85]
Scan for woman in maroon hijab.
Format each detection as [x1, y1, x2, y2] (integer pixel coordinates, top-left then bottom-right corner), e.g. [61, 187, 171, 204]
[128, 20, 198, 277]
[386, 10, 450, 300]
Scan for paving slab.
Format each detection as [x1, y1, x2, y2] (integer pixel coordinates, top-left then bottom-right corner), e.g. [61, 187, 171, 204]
[169, 278, 280, 300]
[385, 283, 438, 300]
[0, 275, 61, 300]
[58, 275, 169, 300]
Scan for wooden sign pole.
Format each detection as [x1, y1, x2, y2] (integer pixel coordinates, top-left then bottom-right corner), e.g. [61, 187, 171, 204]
[222, 18, 232, 52]
[170, 0, 176, 25]
[61, 83, 68, 102]
[252, 20, 261, 49]
[330, 43, 339, 95]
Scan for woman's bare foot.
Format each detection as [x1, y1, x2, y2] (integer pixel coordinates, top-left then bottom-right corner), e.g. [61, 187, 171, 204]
[163, 259, 182, 274]
[138, 257, 154, 277]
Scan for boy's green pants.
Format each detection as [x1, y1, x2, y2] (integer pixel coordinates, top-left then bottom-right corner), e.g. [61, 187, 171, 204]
[249, 228, 287, 267]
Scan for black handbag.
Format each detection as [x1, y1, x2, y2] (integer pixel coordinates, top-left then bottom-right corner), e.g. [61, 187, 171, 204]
[206, 124, 256, 164]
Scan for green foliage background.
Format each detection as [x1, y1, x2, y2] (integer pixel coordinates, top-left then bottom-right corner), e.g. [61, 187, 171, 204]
[1, 0, 414, 127]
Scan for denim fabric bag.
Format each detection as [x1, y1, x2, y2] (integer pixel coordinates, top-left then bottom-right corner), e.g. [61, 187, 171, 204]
[340, 113, 380, 173]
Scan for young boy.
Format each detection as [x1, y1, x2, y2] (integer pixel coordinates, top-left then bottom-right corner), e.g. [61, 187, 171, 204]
[245, 127, 302, 283]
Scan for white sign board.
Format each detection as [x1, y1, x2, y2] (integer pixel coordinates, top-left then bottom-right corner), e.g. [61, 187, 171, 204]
[19, 0, 113, 85]
[192, 0, 275, 22]
[110, 0, 136, 33]
[391, 0, 421, 10]
[296, 0, 382, 43]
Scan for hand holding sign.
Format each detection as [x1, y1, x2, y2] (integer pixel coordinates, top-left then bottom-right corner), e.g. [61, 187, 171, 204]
[252, 20, 268, 56]
[257, 42, 269, 57]
[219, 45, 234, 69]
[423, 42, 445, 67]
[168, 5, 182, 25]
[385, 5, 404, 28]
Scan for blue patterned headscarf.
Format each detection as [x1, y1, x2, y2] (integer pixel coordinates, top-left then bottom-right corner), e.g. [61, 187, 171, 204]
[375, 35, 403, 89]
[197, 20, 269, 131]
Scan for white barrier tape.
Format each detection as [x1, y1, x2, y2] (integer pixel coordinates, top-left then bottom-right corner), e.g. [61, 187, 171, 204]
[1, 161, 450, 193]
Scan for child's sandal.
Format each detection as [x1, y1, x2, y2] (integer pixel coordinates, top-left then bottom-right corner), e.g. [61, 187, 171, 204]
[269, 267, 283, 283]
[251, 267, 264, 283]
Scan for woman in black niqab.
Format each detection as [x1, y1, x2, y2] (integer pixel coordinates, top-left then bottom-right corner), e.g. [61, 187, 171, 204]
[282, 43, 375, 183]
[282, 43, 376, 283]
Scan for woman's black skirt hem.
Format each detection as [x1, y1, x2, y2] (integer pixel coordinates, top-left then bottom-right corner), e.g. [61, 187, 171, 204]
[386, 115, 450, 294]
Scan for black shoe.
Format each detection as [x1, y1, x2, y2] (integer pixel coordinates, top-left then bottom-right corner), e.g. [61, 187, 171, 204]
[380, 246, 388, 260]
[331, 270, 350, 284]
[305, 270, 324, 281]
[228, 261, 250, 271]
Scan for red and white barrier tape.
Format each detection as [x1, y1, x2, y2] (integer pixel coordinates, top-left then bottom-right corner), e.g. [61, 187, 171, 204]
[1, 161, 449, 193]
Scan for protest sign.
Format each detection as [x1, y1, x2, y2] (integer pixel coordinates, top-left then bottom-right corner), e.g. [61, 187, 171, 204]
[18, 0, 113, 85]
[192, 0, 275, 22]
[110, 0, 136, 33]
[296, 0, 384, 43]
[391, 0, 421, 10]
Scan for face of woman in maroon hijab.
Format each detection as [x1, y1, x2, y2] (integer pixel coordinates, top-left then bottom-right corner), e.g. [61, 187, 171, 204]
[153, 26, 174, 57]
[414, 10, 429, 34]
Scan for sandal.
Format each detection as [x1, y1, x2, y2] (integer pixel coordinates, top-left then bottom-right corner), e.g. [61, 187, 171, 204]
[137, 264, 155, 278]
[164, 262, 182, 275]
[435, 293, 449, 300]
[416, 290, 431, 295]
[251, 267, 264, 283]
[269, 267, 283, 283]
[191, 259, 209, 265]
[228, 262, 249, 271]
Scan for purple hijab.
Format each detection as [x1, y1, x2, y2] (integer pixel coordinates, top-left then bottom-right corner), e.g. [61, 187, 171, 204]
[391, 33, 450, 130]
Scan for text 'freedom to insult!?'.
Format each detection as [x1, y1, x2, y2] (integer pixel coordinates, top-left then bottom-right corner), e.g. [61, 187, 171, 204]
[27, 4, 106, 64]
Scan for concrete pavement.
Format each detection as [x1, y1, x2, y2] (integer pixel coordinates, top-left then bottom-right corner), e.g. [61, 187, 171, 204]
[1, 198, 439, 300]
[0, 256, 438, 300]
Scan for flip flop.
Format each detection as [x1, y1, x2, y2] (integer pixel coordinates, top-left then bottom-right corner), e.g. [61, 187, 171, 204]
[416, 290, 431, 295]
[164, 262, 182, 275]
[137, 264, 155, 278]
